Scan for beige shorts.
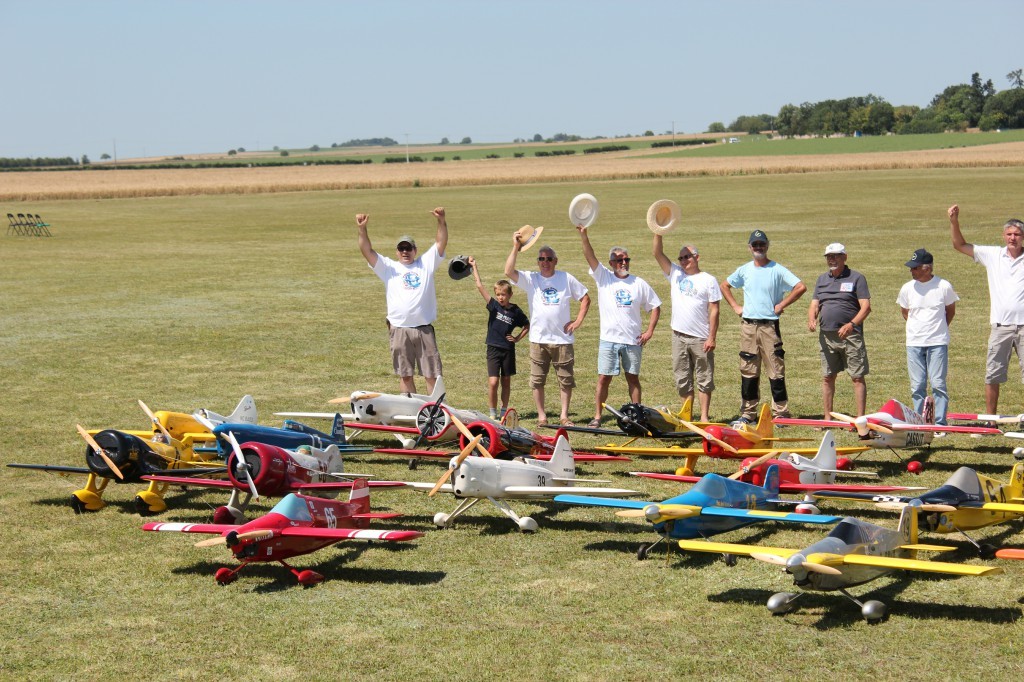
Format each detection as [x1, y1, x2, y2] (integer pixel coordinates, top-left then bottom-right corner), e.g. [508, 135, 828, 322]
[672, 331, 715, 395]
[986, 323, 1024, 384]
[529, 342, 576, 390]
[389, 324, 442, 378]
[819, 329, 869, 378]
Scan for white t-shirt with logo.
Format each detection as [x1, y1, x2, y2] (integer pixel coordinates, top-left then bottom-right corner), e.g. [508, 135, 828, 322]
[896, 276, 959, 346]
[666, 266, 721, 339]
[514, 269, 589, 344]
[590, 264, 661, 345]
[371, 244, 444, 327]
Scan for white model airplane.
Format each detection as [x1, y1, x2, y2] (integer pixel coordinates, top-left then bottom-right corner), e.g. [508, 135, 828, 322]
[676, 505, 1001, 623]
[405, 429, 638, 533]
[193, 394, 258, 428]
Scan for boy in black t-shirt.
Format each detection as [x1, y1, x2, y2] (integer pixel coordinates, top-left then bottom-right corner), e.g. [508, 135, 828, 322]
[470, 257, 530, 419]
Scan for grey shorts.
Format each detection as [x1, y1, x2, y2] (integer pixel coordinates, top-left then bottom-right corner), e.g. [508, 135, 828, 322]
[986, 323, 1024, 384]
[389, 324, 442, 378]
[819, 329, 869, 378]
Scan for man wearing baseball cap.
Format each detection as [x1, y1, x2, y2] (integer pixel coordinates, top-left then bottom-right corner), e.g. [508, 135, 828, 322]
[949, 204, 1024, 413]
[807, 243, 871, 417]
[897, 248, 959, 428]
[721, 230, 806, 422]
[356, 207, 448, 394]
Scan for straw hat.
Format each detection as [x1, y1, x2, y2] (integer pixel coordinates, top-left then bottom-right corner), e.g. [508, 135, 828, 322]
[515, 225, 544, 252]
[568, 193, 599, 228]
[646, 199, 680, 235]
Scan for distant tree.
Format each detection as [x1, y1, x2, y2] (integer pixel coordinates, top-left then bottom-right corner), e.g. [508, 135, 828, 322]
[280, 150, 290, 157]
[899, 107, 944, 134]
[440, 137, 450, 145]
[643, 130, 654, 136]
[981, 87, 1024, 129]
[864, 100, 895, 135]
[707, 122, 726, 134]
[81, 154, 90, 165]
[228, 149, 237, 156]
[310, 144, 320, 152]
[100, 153, 111, 160]
[273, 145, 280, 151]
[460, 137, 472, 144]
[238, 147, 246, 152]
[1008, 68, 1024, 89]
[532, 133, 543, 142]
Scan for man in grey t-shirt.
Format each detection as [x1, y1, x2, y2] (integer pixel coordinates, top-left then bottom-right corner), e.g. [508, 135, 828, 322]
[807, 243, 871, 417]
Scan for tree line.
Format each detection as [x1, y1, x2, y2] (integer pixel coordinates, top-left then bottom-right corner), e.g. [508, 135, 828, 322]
[710, 70, 1024, 136]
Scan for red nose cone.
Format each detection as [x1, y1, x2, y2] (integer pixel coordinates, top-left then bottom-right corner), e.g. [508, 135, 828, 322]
[836, 457, 853, 471]
[794, 506, 812, 514]
[907, 460, 923, 475]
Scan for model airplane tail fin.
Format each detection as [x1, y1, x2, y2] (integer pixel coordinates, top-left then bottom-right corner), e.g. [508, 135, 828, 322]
[1011, 463, 1024, 494]
[761, 464, 780, 495]
[545, 434, 577, 481]
[676, 396, 693, 422]
[331, 414, 348, 444]
[228, 395, 258, 425]
[755, 402, 773, 438]
[811, 431, 838, 469]
[898, 504, 919, 547]
[348, 477, 370, 513]
[429, 376, 446, 402]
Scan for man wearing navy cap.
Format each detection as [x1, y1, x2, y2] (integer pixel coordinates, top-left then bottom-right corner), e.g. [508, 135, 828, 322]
[897, 248, 959, 427]
[807, 243, 871, 417]
[721, 230, 806, 422]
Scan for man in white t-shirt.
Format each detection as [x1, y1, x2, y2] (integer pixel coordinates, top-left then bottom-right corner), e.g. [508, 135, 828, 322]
[897, 248, 959, 426]
[579, 226, 661, 427]
[357, 208, 448, 394]
[949, 204, 1024, 413]
[653, 234, 721, 422]
[505, 237, 591, 426]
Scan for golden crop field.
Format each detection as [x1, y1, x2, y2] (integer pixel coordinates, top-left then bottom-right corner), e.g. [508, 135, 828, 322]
[4, 139, 1024, 201]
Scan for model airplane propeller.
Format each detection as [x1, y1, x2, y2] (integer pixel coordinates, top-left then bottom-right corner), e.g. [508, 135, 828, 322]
[144, 481, 423, 586]
[676, 505, 1002, 623]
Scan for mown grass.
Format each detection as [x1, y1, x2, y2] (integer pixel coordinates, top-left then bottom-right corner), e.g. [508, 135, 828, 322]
[3, 168, 1024, 680]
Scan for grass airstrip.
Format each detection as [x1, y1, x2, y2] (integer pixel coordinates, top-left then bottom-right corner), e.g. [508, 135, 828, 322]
[3, 137, 1024, 679]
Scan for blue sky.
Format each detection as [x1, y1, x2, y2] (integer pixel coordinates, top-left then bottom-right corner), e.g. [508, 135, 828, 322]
[3, 0, 1021, 159]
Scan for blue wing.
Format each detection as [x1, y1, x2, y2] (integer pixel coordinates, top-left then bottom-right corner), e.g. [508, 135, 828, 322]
[701, 507, 839, 523]
[554, 495, 650, 509]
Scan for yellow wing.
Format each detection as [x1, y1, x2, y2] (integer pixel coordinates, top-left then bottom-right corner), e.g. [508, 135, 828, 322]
[841, 553, 1002, 576]
[676, 539, 796, 558]
[980, 502, 1024, 514]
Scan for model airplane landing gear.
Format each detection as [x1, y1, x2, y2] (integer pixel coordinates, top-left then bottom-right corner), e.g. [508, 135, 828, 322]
[958, 527, 998, 559]
[723, 553, 738, 567]
[838, 588, 887, 623]
[433, 497, 482, 529]
[636, 536, 666, 560]
[674, 466, 694, 477]
[766, 591, 802, 615]
[282, 561, 323, 587]
[215, 566, 241, 586]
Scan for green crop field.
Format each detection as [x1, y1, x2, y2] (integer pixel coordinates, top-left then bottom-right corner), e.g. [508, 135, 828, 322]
[3, 166, 1024, 680]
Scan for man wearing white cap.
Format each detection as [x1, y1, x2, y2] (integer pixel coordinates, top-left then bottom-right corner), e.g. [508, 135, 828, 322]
[807, 243, 871, 417]
[949, 204, 1024, 414]
[356, 208, 448, 394]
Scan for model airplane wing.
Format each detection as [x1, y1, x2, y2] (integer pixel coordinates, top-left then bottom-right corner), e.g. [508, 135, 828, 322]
[540, 423, 700, 440]
[979, 501, 1024, 514]
[277, 527, 423, 542]
[773, 417, 853, 429]
[700, 507, 838, 523]
[887, 423, 1002, 435]
[143, 521, 238, 535]
[629, 472, 923, 493]
[296, 481, 408, 491]
[503, 485, 637, 496]
[811, 490, 908, 503]
[8, 463, 93, 475]
[840, 553, 1001, 576]
[553, 495, 649, 510]
[595, 445, 868, 457]
[143, 475, 237, 489]
[345, 422, 421, 435]
[677, 539, 797, 559]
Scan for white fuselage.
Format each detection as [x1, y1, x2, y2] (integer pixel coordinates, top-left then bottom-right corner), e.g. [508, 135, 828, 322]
[450, 457, 566, 499]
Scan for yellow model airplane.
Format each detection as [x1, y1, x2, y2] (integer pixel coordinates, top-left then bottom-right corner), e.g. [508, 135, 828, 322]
[7, 399, 246, 514]
[677, 505, 1001, 622]
[812, 462, 1024, 558]
[595, 403, 868, 476]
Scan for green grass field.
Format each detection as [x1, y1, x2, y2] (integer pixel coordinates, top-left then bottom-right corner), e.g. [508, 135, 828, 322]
[3, 167, 1024, 680]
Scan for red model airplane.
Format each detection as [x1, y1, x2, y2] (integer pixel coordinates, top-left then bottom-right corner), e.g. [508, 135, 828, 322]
[143, 479, 423, 586]
[144, 432, 406, 524]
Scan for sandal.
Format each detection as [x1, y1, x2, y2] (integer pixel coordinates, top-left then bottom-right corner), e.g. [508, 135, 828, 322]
[586, 418, 601, 428]
[536, 418, 549, 426]
[560, 418, 576, 427]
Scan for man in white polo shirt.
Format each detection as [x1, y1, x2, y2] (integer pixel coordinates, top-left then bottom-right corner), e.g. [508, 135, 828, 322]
[505, 237, 591, 426]
[579, 225, 661, 428]
[357, 207, 448, 394]
[949, 204, 1024, 413]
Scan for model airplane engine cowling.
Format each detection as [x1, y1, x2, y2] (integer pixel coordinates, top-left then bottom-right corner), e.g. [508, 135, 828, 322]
[85, 429, 158, 481]
[617, 403, 653, 437]
[702, 425, 730, 456]
[227, 442, 288, 494]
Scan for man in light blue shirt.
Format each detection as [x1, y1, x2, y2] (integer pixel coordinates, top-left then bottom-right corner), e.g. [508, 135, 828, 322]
[720, 230, 806, 421]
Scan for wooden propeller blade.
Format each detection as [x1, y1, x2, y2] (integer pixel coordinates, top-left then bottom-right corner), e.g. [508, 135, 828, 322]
[329, 392, 382, 405]
[236, 530, 274, 542]
[729, 451, 779, 479]
[677, 418, 738, 454]
[75, 424, 124, 480]
[449, 414, 492, 458]
[139, 399, 174, 442]
[429, 436, 481, 497]
[751, 552, 788, 566]
[615, 508, 649, 518]
[327, 396, 352, 404]
[195, 536, 227, 548]
[802, 561, 843, 575]
[829, 411, 893, 435]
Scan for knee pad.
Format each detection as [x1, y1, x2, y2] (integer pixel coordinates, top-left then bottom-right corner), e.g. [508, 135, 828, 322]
[769, 377, 788, 403]
[741, 376, 760, 401]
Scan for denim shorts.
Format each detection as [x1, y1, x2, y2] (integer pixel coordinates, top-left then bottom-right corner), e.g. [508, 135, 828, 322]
[597, 339, 642, 376]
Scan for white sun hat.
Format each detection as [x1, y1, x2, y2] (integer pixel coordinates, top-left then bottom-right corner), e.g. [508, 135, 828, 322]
[569, 193, 599, 228]
[646, 199, 681, 235]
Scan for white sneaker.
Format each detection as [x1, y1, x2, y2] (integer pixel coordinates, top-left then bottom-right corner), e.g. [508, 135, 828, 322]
[934, 432, 947, 439]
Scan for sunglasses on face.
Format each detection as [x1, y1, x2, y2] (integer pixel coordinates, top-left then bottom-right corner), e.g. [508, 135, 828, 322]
[537, 256, 555, 262]
[397, 245, 414, 252]
[612, 257, 631, 264]
[678, 254, 695, 262]
[750, 242, 768, 249]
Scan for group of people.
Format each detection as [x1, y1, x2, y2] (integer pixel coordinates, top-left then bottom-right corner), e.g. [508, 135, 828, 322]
[355, 204, 1024, 428]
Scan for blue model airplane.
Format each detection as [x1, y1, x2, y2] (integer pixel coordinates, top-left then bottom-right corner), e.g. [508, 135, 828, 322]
[555, 465, 840, 560]
[207, 414, 372, 458]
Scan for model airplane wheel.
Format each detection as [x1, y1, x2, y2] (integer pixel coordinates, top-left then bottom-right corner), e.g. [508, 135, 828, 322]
[723, 553, 738, 567]
[69, 495, 87, 515]
[518, 517, 539, 533]
[214, 567, 237, 586]
[407, 458, 418, 471]
[134, 495, 154, 516]
[674, 466, 694, 477]
[433, 512, 451, 528]
[979, 543, 997, 560]
[297, 570, 324, 587]
[636, 543, 651, 561]
[767, 592, 798, 615]
[861, 600, 887, 624]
